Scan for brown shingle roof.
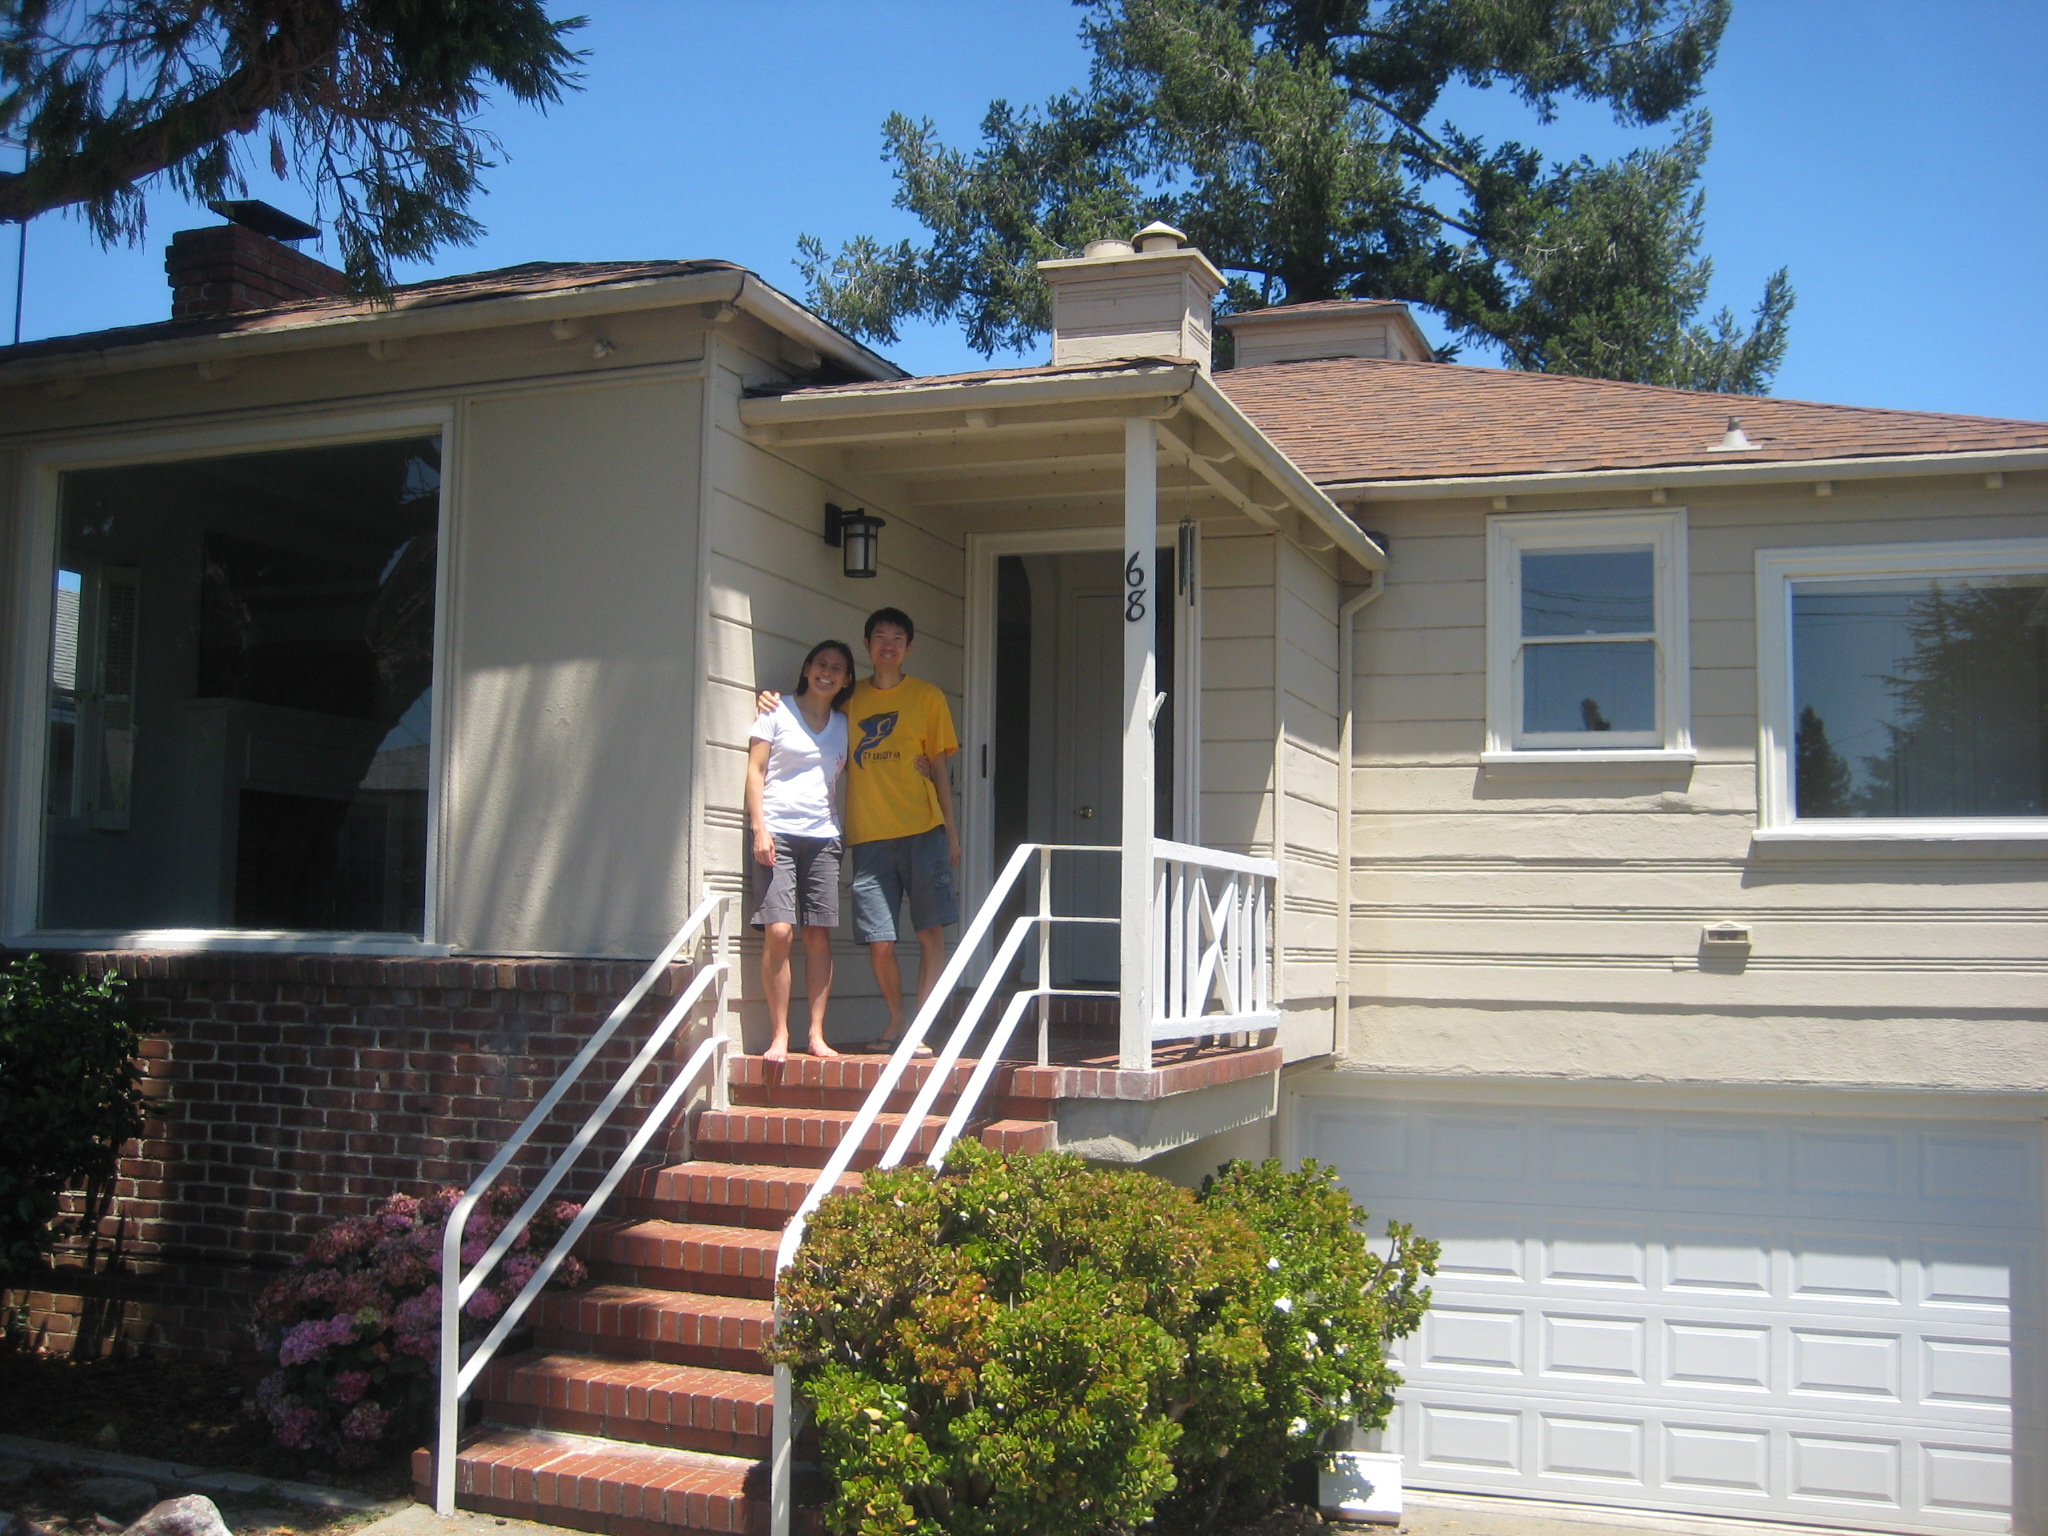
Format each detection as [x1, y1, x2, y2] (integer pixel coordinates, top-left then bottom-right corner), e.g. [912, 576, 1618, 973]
[0, 259, 742, 364]
[1216, 356, 2048, 483]
[1221, 299, 1410, 322]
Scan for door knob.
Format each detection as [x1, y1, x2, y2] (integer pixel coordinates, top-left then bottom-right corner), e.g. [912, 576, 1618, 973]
[1076, 806, 1095, 819]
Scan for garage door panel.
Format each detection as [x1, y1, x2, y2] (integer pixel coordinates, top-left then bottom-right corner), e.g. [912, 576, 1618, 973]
[1544, 1229, 1649, 1288]
[1298, 1095, 2039, 1534]
[1542, 1313, 1648, 1383]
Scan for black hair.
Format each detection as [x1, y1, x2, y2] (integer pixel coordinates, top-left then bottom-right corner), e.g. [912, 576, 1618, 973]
[794, 639, 859, 712]
[863, 606, 915, 645]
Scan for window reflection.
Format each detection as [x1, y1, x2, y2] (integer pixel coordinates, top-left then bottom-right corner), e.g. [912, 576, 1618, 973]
[1793, 575, 2048, 818]
[41, 437, 440, 934]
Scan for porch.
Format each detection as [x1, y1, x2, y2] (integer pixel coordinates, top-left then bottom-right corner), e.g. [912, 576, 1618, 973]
[731, 353, 1385, 1073]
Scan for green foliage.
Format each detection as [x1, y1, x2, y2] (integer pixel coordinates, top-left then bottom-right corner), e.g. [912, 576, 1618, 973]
[768, 1142, 1266, 1536]
[0, 1, 586, 293]
[770, 1146, 1436, 1536]
[800, 0, 1792, 392]
[1170, 1159, 1438, 1530]
[0, 956, 145, 1286]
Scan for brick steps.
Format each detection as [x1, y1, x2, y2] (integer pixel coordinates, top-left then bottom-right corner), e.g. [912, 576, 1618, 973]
[617, 1161, 861, 1231]
[420, 1052, 1059, 1532]
[533, 1284, 774, 1373]
[693, 1105, 1051, 1169]
[415, 1425, 814, 1536]
[480, 1350, 775, 1457]
[581, 1218, 782, 1300]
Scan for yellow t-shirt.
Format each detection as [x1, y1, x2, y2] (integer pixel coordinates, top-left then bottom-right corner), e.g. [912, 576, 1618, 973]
[843, 674, 959, 845]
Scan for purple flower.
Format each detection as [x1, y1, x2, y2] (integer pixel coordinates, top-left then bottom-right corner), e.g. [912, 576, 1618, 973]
[277, 1314, 358, 1366]
[330, 1370, 372, 1404]
[462, 1288, 503, 1322]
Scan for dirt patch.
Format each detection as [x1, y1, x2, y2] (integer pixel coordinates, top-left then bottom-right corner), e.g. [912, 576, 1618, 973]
[0, 1352, 412, 1505]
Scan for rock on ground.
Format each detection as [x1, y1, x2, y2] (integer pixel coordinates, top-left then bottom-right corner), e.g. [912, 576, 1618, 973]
[120, 1498, 230, 1536]
[67, 1479, 157, 1522]
[2, 1510, 56, 1536]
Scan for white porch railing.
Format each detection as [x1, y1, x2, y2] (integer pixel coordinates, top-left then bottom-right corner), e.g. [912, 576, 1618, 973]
[768, 837, 1276, 1536]
[432, 891, 737, 1516]
[1152, 839, 1279, 1040]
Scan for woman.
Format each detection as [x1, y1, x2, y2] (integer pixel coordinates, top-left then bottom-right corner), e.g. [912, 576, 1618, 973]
[746, 639, 856, 1060]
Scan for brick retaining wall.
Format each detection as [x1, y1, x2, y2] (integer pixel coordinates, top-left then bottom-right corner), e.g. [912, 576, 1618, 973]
[2, 949, 705, 1362]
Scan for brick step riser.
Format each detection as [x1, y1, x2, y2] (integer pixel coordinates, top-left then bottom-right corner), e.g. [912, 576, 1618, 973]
[612, 1195, 791, 1231]
[532, 1325, 769, 1375]
[417, 1460, 819, 1536]
[727, 1085, 1045, 1120]
[479, 1401, 772, 1461]
[694, 1124, 1051, 1171]
[584, 1259, 775, 1301]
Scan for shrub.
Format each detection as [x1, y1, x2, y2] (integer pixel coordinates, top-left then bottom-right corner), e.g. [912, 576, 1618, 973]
[1165, 1159, 1439, 1531]
[767, 1142, 1268, 1536]
[251, 1182, 585, 1467]
[0, 956, 146, 1287]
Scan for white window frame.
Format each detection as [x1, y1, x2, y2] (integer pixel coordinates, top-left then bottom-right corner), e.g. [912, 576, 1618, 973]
[1484, 507, 1692, 772]
[3, 405, 458, 953]
[1754, 536, 2048, 843]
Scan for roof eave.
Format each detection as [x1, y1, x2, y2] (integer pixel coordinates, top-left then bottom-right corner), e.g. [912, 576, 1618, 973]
[1186, 373, 1384, 570]
[0, 268, 903, 390]
[1322, 446, 2048, 501]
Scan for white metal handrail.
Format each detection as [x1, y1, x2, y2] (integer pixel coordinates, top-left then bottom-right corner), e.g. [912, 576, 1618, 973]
[767, 836, 1274, 1536]
[433, 891, 736, 1515]
[1152, 839, 1278, 1041]
[769, 842, 1117, 1536]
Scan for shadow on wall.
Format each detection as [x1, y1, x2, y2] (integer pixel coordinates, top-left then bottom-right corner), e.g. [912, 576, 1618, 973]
[450, 658, 696, 958]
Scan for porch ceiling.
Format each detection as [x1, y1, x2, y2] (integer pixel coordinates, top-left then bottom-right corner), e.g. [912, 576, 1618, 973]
[737, 360, 1385, 572]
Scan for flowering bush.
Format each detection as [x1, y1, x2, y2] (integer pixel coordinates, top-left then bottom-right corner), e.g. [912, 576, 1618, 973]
[1165, 1159, 1438, 1531]
[252, 1182, 585, 1467]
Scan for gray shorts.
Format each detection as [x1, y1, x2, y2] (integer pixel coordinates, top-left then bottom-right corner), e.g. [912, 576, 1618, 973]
[750, 834, 842, 929]
[849, 826, 958, 943]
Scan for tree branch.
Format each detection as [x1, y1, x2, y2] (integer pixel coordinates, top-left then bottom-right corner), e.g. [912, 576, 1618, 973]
[0, 7, 345, 225]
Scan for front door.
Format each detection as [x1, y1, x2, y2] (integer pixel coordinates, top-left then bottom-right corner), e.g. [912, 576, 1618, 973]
[982, 542, 1185, 987]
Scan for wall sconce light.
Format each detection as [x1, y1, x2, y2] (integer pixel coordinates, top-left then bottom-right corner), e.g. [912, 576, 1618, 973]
[824, 503, 886, 578]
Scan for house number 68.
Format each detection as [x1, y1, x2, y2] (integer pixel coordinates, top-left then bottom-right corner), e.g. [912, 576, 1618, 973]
[1124, 550, 1147, 622]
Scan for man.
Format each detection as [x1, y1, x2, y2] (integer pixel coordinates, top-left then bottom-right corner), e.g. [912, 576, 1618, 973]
[760, 607, 959, 1050]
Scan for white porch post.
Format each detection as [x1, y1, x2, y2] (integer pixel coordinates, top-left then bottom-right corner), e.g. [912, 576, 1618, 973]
[1120, 416, 1157, 1071]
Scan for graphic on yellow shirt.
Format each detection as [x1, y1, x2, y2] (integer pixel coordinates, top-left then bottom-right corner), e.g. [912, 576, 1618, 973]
[844, 675, 958, 845]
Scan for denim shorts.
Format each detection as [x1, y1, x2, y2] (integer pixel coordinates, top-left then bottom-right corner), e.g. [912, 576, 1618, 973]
[750, 834, 842, 929]
[849, 825, 957, 942]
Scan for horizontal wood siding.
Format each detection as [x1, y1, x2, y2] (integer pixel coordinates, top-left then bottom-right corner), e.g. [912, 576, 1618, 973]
[1344, 479, 2048, 1092]
[701, 328, 965, 1044]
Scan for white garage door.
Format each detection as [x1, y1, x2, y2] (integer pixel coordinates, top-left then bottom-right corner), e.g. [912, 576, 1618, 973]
[1292, 1093, 2042, 1535]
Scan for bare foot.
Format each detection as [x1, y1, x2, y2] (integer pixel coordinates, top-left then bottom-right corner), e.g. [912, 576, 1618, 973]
[808, 1039, 841, 1058]
[763, 1042, 789, 1063]
[879, 1034, 934, 1058]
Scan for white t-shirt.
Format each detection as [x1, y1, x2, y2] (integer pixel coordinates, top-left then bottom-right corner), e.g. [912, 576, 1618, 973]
[749, 698, 849, 839]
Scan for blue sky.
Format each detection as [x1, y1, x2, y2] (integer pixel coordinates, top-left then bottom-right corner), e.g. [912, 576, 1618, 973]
[7, 1, 2044, 419]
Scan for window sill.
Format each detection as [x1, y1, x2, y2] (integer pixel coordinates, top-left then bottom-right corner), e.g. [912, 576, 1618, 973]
[1480, 749, 1696, 781]
[5, 929, 450, 956]
[1751, 822, 2048, 856]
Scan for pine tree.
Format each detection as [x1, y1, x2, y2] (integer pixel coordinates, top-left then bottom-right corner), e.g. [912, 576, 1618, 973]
[1794, 705, 1854, 818]
[0, 1, 584, 293]
[799, 0, 1792, 391]
[1853, 585, 2048, 818]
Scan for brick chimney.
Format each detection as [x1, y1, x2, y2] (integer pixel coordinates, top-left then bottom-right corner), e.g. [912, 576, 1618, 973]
[166, 223, 347, 320]
[1037, 222, 1225, 373]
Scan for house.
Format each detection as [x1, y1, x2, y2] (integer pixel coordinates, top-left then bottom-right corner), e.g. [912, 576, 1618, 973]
[1, 210, 2042, 1536]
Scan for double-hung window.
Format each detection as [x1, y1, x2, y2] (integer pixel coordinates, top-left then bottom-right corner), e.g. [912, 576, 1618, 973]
[1485, 509, 1691, 768]
[1756, 538, 2048, 839]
